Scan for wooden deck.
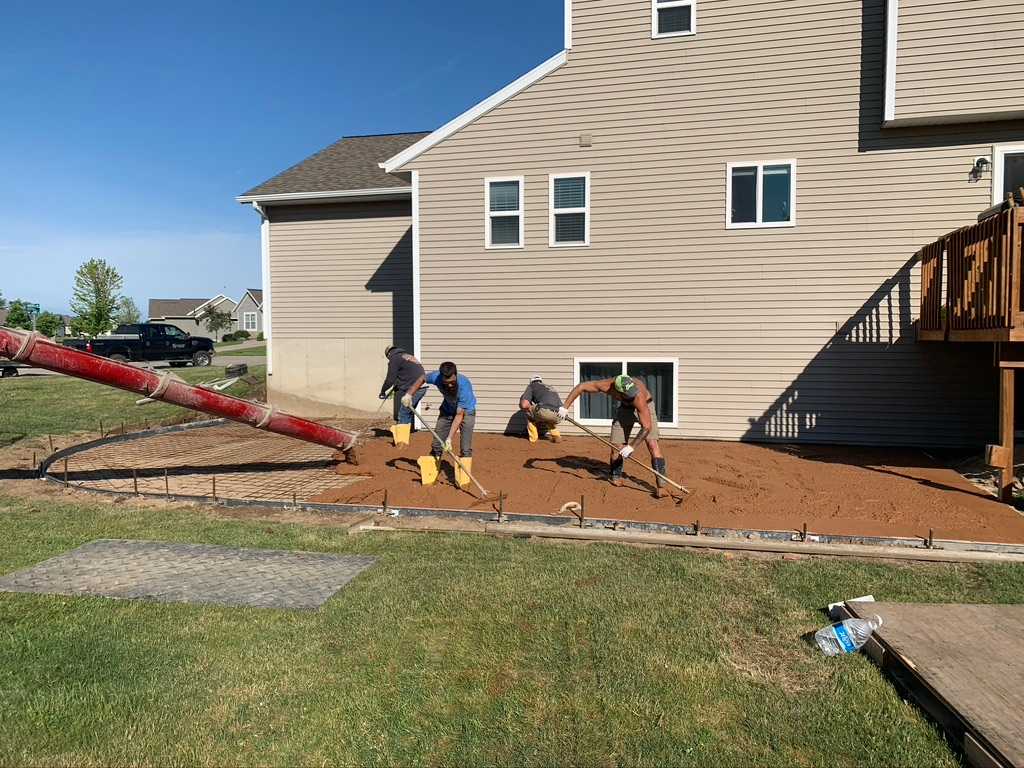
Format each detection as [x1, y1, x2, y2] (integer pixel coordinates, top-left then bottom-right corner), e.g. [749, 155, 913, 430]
[844, 601, 1024, 768]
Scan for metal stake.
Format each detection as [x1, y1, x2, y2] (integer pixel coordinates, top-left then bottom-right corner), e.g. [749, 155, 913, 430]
[121, 420, 126, 435]
[63, 458, 68, 484]
[382, 489, 389, 516]
[99, 419, 104, 437]
[927, 529, 934, 549]
[132, 468, 139, 495]
[694, 519, 701, 536]
[579, 494, 585, 528]
[292, 491, 297, 509]
[48, 434, 54, 452]
[498, 492, 504, 524]
[802, 522, 808, 542]
[31, 451, 36, 473]
[212, 476, 217, 501]
[164, 468, 169, 497]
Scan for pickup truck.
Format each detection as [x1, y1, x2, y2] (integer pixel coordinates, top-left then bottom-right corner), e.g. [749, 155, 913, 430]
[62, 323, 215, 367]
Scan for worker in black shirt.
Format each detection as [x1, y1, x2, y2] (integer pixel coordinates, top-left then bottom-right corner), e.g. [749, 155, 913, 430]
[519, 375, 562, 443]
[379, 345, 425, 446]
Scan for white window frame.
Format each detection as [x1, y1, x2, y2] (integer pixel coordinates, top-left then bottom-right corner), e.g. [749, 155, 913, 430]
[572, 357, 679, 428]
[725, 159, 797, 229]
[992, 144, 1024, 206]
[484, 176, 525, 249]
[243, 312, 258, 332]
[549, 171, 591, 248]
[652, 0, 697, 39]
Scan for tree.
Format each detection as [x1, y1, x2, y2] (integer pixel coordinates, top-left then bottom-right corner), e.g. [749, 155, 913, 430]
[0, 291, 6, 310]
[5, 300, 32, 330]
[203, 308, 234, 340]
[113, 296, 141, 326]
[70, 259, 123, 337]
[35, 311, 63, 338]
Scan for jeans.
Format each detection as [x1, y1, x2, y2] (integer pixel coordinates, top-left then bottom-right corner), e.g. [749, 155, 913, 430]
[432, 411, 476, 457]
[397, 387, 427, 425]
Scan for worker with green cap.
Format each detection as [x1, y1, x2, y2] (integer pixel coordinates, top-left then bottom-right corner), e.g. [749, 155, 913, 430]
[559, 374, 668, 498]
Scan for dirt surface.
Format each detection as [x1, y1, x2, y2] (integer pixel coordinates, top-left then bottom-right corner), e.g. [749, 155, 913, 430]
[310, 431, 1024, 544]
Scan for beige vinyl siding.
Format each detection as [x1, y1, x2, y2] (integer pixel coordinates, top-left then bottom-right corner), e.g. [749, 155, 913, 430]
[895, 0, 1024, 123]
[403, 0, 1018, 446]
[266, 201, 412, 414]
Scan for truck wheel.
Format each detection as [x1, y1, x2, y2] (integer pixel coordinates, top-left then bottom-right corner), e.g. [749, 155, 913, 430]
[193, 351, 213, 367]
[110, 354, 129, 363]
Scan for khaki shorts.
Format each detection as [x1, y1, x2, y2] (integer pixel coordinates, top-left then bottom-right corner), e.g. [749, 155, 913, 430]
[530, 406, 561, 428]
[611, 401, 659, 444]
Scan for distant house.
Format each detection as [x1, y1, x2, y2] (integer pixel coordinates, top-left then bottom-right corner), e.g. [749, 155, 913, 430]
[148, 295, 238, 341]
[233, 289, 264, 336]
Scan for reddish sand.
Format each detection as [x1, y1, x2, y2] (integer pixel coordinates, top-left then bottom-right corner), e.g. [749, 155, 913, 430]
[310, 432, 1024, 544]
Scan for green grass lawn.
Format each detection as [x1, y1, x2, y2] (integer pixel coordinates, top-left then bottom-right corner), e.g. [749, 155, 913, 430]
[0, 366, 266, 447]
[2, 492, 1021, 766]
[216, 345, 266, 356]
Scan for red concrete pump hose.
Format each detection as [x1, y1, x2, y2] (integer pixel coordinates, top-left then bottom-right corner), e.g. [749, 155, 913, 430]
[0, 326, 357, 454]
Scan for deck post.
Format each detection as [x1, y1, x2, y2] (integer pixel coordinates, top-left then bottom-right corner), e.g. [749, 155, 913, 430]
[1000, 367, 1016, 503]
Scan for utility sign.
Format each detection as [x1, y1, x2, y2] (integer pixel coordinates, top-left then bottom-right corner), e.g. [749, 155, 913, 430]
[26, 303, 40, 316]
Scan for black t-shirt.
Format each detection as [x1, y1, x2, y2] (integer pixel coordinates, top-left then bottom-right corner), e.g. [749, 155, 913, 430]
[521, 381, 562, 409]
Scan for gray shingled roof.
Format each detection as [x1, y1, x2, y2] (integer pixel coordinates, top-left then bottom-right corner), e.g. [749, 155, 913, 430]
[246, 289, 263, 305]
[241, 132, 430, 198]
[149, 298, 209, 318]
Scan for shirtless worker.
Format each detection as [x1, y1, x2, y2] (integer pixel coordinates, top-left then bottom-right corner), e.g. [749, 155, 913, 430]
[405, 361, 478, 486]
[519, 375, 562, 443]
[379, 345, 425, 446]
[559, 374, 668, 498]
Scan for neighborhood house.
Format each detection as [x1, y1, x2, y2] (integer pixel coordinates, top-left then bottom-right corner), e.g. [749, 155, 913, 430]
[238, 0, 1024, 450]
[148, 292, 264, 341]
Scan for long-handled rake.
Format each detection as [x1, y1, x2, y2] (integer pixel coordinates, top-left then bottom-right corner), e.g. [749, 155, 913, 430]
[411, 408, 491, 498]
[562, 414, 691, 495]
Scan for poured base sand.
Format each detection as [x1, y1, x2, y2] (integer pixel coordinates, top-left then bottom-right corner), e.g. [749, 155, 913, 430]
[311, 431, 1024, 544]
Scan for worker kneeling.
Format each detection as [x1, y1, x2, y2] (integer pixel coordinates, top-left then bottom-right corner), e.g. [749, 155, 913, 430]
[520, 375, 562, 443]
[407, 361, 477, 488]
[560, 374, 668, 498]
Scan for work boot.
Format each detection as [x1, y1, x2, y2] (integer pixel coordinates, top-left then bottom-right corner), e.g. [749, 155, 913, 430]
[417, 455, 441, 486]
[454, 457, 473, 489]
[610, 457, 624, 487]
[527, 421, 539, 443]
[548, 428, 562, 443]
[390, 423, 411, 447]
[653, 457, 668, 498]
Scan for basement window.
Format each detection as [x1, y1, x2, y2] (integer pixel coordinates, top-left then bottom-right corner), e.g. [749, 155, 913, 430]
[652, 0, 696, 38]
[727, 160, 796, 228]
[485, 177, 524, 249]
[574, 358, 677, 426]
[550, 173, 590, 247]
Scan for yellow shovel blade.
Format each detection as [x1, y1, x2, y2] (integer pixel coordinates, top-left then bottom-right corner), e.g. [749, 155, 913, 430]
[417, 455, 440, 486]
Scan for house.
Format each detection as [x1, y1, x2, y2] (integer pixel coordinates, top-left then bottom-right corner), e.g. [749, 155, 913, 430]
[239, 0, 1024, 447]
[148, 295, 238, 341]
[233, 289, 264, 336]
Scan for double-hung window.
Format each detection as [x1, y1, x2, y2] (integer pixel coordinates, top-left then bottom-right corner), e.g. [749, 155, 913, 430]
[727, 160, 796, 228]
[652, 0, 696, 38]
[243, 312, 258, 332]
[574, 358, 678, 426]
[550, 172, 590, 247]
[485, 177, 524, 248]
[993, 144, 1024, 204]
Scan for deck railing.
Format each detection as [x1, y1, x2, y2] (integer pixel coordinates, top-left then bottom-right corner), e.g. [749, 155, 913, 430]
[918, 207, 1024, 341]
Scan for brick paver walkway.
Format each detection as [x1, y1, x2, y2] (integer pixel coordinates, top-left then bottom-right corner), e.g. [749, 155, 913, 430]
[0, 540, 376, 610]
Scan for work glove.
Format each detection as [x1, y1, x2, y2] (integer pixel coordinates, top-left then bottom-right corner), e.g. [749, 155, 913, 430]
[401, 393, 413, 409]
[379, 391, 389, 400]
[618, 445, 634, 460]
[443, 439, 453, 454]
[557, 406, 569, 421]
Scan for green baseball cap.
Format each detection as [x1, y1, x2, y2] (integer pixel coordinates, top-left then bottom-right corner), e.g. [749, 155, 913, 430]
[614, 375, 638, 398]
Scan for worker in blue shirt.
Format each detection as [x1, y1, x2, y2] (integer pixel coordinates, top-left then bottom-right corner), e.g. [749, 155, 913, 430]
[405, 361, 478, 486]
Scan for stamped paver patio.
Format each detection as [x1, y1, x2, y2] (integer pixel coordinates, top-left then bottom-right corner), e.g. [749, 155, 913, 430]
[0, 539, 376, 610]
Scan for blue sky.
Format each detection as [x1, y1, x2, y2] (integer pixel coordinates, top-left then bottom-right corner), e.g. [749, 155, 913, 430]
[0, 0, 562, 315]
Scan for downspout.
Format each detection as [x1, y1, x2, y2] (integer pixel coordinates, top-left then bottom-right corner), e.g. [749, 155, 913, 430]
[251, 201, 273, 376]
[411, 171, 422, 360]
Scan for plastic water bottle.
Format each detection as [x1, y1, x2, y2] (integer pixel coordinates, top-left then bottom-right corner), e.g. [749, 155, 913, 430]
[815, 615, 883, 656]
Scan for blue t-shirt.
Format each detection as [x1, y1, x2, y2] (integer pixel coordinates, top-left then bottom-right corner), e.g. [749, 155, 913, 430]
[425, 371, 477, 416]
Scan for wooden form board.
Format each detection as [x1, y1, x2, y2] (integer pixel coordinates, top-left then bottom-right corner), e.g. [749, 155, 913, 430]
[846, 601, 1024, 768]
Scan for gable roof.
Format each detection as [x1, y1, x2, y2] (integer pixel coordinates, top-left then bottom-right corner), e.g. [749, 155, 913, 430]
[149, 298, 209, 318]
[191, 295, 235, 317]
[238, 132, 430, 202]
[382, 51, 567, 173]
[241, 289, 263, 308]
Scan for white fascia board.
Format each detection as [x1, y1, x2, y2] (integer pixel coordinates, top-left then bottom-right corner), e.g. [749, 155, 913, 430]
[884, 0, 898, 123]
[236, 187, 411, 205]
[381, 50, 568, 174]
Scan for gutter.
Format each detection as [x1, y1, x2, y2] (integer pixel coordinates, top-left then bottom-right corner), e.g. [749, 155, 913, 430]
[236, 187, 412, 205]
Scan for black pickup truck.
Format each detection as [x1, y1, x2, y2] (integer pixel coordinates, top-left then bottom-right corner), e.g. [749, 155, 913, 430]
[62, 323, 215, 367]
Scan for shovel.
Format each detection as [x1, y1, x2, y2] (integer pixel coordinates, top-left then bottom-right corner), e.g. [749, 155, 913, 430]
[562, 414, 691, 495]
[411, 408, 491, 498]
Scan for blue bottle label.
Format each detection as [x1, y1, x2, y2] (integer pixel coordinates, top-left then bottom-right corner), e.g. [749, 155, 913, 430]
[833, 623, 857, 653]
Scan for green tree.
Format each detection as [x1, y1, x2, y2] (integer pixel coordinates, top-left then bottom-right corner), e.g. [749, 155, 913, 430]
[203, 308, 234, 340]
[113, 296, 141, 326]
[5, 300, 32, 330]
[70, 259, 123, 337]
[35, 311, 63, 338]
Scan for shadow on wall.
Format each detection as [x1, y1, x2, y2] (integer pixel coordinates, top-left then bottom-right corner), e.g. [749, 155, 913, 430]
[858, 0, 1024, 153]
[366, 228, 414, 424]
[743, 257, 996, 447]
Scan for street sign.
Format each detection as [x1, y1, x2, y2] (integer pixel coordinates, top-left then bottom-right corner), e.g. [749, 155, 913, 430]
[26, 303, 40, 316]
